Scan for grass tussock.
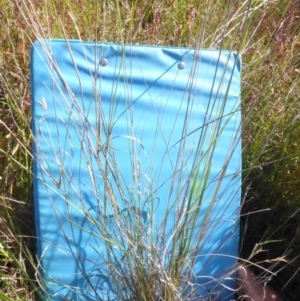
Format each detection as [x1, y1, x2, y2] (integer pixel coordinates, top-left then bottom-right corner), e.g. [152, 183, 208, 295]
[0, 0, 300, 300]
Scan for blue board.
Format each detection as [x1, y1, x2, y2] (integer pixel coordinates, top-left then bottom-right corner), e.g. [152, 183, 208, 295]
[31, 40, 241, 301]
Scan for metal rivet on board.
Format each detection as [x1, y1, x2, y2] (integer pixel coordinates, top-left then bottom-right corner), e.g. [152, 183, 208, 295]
[178, 61, 186, 70]
[100, 58, 108, 66]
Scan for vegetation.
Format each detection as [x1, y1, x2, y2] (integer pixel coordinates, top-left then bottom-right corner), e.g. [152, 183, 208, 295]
[0, 0, 299, 300]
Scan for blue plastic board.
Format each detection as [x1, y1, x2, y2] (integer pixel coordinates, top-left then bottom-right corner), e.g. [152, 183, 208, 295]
[31, 40, 241, 301]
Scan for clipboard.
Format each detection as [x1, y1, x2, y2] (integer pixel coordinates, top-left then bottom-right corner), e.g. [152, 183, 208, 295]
[31, 40, 241, 301]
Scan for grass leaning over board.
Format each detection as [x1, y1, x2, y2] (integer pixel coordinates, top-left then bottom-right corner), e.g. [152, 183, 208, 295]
[30, 39, 241, 301]
[0, 0, 299, 300]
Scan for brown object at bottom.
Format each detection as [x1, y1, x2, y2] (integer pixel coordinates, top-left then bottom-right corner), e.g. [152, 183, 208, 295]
[237, 266, 283, 301]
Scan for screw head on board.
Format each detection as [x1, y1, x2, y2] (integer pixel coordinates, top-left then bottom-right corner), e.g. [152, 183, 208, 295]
[100, 58, 108, 66]
[178, 61, 186, 70]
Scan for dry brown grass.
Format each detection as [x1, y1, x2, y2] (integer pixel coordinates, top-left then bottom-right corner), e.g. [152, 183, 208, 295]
[0, 0, 300, 300]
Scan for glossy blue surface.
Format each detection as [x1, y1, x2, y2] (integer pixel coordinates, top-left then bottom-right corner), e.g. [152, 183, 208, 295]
[31, 40, 241, 301]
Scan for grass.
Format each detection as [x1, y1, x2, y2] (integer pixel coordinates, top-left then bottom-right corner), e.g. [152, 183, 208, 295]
[0, 0, 300, 300]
